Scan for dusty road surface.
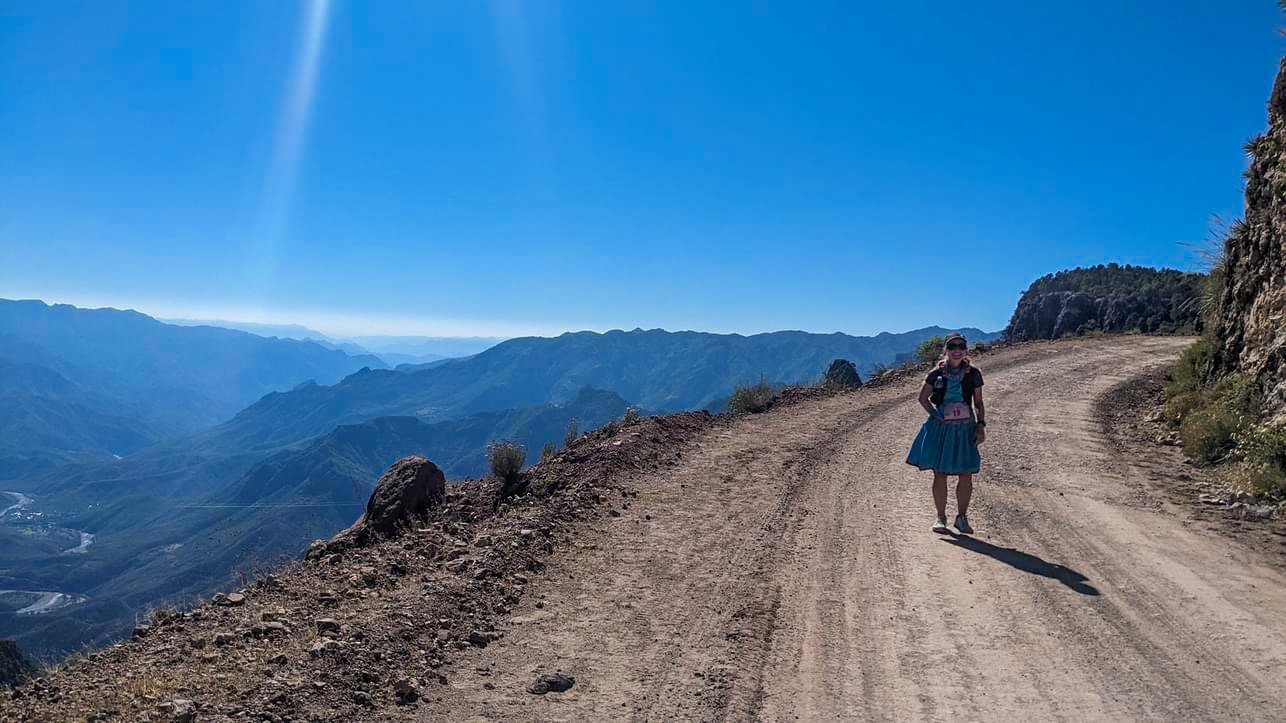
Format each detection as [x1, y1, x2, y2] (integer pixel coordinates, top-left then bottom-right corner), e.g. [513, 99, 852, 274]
[431, 337, 1286, 722]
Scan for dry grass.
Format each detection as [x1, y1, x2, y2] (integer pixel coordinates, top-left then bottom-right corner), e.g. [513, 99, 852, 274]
[728, 377, 775, 414]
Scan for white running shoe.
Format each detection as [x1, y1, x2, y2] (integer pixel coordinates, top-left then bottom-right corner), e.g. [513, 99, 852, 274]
[954, 514, 973, 534]
[932, 515, 949, 533]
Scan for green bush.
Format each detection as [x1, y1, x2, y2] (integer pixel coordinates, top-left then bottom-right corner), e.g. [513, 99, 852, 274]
[915, 336, 947, 364]
[1212, 373, 1260, 419]
[564, 418, 580, 447]
[1167, 337, 1213, 398]
[728, 376, 775, 414]
[1163, 338, 1216, 426]
[540, 441, 557, 461]
[487, 440, 526, 482]
[622, 406, 641, 424]
[1168, 369, 1261, 467]
[1240, 424, 1286, 499]
[1179, 407, 1240, 465]
[1163, 390, 1202, 427]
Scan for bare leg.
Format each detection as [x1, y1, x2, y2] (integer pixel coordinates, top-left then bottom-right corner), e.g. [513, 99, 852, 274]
[932, 473, 948, 517]
[956, 473, 973, 515]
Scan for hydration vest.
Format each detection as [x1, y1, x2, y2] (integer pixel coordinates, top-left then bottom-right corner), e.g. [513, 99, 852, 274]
[928, 365, 980, 406]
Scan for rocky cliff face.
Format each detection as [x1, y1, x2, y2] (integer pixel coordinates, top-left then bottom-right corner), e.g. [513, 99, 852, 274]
[1005, 264, 1202, 342]
[1212, 58, 1286, 419]
[0, 640, 36, 687]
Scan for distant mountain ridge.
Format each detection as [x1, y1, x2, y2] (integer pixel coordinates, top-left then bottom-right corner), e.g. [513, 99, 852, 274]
[215, 326, 997, 452]
[161, 318, 336, 343]
[231, 387, 633, 505]
[163, 319, 506, 365]
[24, 324, 998, 505]
[27, 324, 995, 502]
[1, 313, 996, 661]
[347, 336, 506, 361]
[0, 299, 386, 479]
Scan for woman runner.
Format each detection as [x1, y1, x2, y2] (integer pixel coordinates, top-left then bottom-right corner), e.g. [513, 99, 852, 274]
[906, 332, 986, 533]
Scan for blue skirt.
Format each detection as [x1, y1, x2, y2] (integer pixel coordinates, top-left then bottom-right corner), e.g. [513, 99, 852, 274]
[906, 415, 981, 474]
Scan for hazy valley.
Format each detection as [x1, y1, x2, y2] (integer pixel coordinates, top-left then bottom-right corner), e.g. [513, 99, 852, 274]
[0, 299, 996, 659]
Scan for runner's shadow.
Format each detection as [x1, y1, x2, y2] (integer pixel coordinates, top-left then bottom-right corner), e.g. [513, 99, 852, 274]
[940, 535, 1100, 596]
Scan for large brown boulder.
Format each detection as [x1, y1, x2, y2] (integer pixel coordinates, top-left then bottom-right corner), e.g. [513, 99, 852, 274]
[307, 456, 445, 558]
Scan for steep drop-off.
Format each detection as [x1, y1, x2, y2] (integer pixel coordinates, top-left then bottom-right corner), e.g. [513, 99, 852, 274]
[0, 640, 36, 687]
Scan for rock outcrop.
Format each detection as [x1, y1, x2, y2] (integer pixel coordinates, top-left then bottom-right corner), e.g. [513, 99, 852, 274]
[1212, 57, 1286, 419]
[307, 456, 446, 558]
[822, 359, 863, 389]
[0, 640, 36, 687]
[1005, 264, 1203, 341]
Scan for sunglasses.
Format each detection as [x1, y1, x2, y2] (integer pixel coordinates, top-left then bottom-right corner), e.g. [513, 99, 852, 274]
[946, 342, 967, 351]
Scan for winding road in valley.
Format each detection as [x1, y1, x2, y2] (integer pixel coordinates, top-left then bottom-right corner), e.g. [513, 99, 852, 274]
[0, 591, 87, 615]
[63, 531, 95, 554]
[432, 337, 1286, 721]
[1, 491, 94, 620]
[0, 491, 33, 518]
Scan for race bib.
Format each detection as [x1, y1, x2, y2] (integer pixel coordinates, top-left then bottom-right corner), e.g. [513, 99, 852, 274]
[942, 403, 971, 421]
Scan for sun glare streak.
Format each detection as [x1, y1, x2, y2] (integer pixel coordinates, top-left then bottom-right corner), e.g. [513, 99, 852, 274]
[248, 0, 332, 294]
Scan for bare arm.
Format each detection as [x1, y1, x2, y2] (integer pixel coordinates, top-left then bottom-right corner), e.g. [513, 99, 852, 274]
[918, 382, 935, 416]
[973, 385, 986, 444]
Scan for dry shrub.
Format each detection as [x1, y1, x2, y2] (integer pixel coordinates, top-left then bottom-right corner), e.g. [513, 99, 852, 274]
[728, 377, 775, 414]
[1179, 407, 1240, 465]
[487, 440, 526, 482]
[1240, 424, 1286, 499]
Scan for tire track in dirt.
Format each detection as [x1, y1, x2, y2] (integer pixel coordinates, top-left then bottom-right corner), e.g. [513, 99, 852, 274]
[758, 336, 1286, 721]
[425, 387, 906, 721]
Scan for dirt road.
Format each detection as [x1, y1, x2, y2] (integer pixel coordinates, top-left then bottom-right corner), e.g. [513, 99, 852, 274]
[432, 337, 1286, 721]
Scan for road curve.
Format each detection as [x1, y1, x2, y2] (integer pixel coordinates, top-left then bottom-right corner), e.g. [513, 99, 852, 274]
[430, 337, 1286, 722]
[0, 491, 33, 518]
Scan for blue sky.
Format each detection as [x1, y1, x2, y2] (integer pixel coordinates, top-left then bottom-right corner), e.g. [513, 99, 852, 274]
[1, 1, 1280, 337]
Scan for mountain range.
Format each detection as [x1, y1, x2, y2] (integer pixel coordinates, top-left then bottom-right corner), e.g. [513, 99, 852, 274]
[21, 324, 997, 504]
[201, 326, 999, 453]
[163, 318, 506, 366]
[0, 300, 386, 480]
[0, 300, 998, 659]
